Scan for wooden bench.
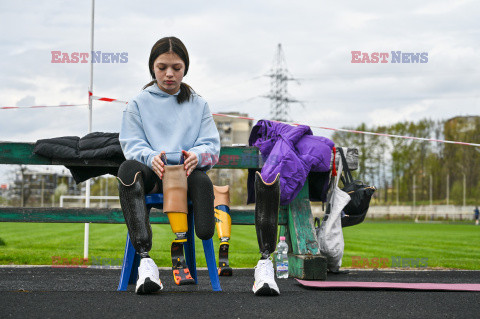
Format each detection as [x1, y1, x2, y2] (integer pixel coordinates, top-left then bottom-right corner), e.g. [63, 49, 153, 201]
[0, 142, 358, 280]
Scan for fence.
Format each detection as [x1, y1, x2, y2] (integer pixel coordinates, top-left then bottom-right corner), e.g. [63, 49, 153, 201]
[308, 205, 478, 221]
[59, 195, 120, 208]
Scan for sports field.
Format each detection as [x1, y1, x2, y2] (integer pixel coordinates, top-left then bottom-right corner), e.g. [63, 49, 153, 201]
[0, 221, 479, 269]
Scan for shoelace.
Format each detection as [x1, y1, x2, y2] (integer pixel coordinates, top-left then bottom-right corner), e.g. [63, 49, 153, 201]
[257, 259, 274, 279]
[142, 259, 157, 279]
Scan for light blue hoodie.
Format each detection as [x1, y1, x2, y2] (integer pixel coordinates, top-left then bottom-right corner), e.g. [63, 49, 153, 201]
[119, 84, 220, 170]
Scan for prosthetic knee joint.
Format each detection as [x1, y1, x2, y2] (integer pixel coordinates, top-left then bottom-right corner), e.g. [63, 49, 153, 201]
[214, 185, 232, 276]
[254, 172, 280, 259]
[163, 165, 194, 285]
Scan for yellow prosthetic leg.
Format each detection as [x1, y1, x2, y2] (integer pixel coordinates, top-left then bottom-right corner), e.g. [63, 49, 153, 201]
[214, 185, 232, 276]
[163, 165, 194, 285]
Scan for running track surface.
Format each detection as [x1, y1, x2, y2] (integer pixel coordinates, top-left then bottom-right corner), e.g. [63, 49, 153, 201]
[1, 267, 479, 318]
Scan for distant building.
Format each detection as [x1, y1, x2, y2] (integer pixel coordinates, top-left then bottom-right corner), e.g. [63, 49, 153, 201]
[445, 115, 480, 134]
[211, 112, 253, 199]
[7, 167, 81, 207]
[214, 112, 253, 147]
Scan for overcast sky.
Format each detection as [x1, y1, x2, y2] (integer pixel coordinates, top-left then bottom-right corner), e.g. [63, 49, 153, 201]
[1, 0, 479, 182]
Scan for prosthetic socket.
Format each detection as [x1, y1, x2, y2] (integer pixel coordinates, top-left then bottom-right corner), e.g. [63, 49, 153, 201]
[117, 172, 152, 257]
[213, 185, 232, 276]
[254, 171, 280, 259]
[163, 164, 194, 285]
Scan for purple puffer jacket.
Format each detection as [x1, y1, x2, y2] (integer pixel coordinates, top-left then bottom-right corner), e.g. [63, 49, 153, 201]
[248, 120, 334, 205]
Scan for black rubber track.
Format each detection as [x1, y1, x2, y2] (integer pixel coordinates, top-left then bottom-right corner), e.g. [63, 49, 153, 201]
[1, 267, 479, 318]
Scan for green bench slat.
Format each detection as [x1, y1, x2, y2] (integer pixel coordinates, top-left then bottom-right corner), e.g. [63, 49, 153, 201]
[0, 142, 359, 169]
[0, 142, 51, 165]
[0, 207, 288, 225]
[0, 143, 261, 169]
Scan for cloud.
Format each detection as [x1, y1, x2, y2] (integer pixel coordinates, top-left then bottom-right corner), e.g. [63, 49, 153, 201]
[368, 101, 431, 126]
[16, 95, 36, 107]
[414, 0, 474, 15]
[0, 0, 479, 145]
[335, 11, 379, 30]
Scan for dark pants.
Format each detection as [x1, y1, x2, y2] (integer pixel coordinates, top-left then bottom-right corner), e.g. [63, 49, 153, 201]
[117, 160, 215, 253]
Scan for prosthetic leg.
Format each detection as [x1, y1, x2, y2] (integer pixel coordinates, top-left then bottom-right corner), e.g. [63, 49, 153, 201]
[118, 172, 162, 294]
[214, 185, 232, 276]
[252, 171, 281, 296]
[117, 172, 152, 256]
[254, 172, 280, 259]
[163, 165, 195, 285]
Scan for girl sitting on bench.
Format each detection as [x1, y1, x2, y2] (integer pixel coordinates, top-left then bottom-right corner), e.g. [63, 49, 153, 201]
[117, 36, 220, 294]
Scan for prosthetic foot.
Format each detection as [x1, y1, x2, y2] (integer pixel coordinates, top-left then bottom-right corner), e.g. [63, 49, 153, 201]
[163, 165, 195, 285]
[214, 185, 232, 276]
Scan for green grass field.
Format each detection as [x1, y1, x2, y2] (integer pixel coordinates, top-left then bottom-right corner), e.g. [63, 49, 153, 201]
[342, 221, 480, 269]
[0, 221, 479, 269]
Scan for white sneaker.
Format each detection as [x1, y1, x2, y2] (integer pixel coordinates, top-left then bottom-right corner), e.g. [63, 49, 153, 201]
[252, 258, 280, 296]
[135, 258, 163, 294]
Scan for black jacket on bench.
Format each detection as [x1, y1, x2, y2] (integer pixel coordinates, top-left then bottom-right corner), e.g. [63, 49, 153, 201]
[34, 132, 126, 183]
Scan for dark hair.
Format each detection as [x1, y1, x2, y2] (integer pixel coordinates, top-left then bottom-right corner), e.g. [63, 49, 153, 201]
[143, 37, 193, 104]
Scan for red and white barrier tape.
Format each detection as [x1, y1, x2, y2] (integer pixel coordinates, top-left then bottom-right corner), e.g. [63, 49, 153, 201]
[0, 104, 87, 110]
[205, 113, 480, 147]
[90, 91, 127, 103]
[3, 93, 480, 147]
[93, 97, 123, 103]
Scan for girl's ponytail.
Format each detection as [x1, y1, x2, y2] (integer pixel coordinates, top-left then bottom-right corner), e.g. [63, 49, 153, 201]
[178, 82, 193, 104]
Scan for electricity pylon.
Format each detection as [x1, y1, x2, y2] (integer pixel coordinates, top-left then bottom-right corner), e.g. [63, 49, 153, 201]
[264, 43, 300, 122]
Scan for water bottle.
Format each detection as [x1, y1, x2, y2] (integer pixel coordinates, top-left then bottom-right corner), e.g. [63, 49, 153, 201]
[275, 236, 289, 279]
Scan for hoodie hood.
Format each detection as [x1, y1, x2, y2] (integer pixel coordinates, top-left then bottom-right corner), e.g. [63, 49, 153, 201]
[144, 82, 181, 97]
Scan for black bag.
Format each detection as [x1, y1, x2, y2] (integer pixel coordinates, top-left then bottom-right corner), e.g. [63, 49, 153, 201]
[338, 148, 376, 227]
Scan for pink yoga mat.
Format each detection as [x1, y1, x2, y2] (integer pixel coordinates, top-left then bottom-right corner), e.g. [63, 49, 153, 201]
[296, 279, 480, 292]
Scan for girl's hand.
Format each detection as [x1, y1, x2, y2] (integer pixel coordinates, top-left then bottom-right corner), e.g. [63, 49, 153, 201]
[152, 151, 166, 179]
[182, 150, 198, 176]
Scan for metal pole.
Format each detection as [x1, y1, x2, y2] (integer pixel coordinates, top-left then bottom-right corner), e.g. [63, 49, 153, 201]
[413, 175, 416, 221]
[429, 174, 433, 206]
[105, 177, 109, 208]
[413, 175, 416, 207]
[429, 174, 432, 221]
[41, 177, 44, 207]
[100, 177, 103, 206]
[446, 174, 449, 206]
[396, 179, 399, 206]
[84, 0, 95, 261]
[20, 166, 25, 207]
[88, 0, 95, 134]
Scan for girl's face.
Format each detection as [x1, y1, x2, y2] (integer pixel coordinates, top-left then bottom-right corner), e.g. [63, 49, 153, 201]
[153, 52, 185, 95]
